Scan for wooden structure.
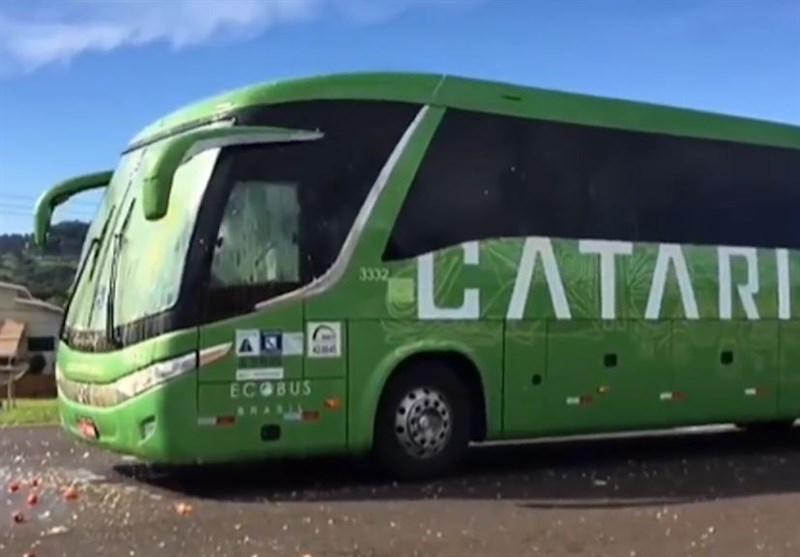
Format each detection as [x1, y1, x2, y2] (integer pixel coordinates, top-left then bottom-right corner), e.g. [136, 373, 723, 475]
[0, 318, 30, 409]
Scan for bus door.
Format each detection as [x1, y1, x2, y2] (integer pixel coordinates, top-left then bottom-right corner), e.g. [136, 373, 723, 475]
[189, 127, 348, 452]
[194, 175, 307, 432]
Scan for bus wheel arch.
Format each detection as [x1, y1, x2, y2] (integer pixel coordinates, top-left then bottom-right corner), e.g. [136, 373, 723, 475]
[371, 350, 487, 479]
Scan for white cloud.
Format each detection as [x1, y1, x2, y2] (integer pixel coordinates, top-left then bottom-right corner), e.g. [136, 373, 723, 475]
[0, 0, 471, 75]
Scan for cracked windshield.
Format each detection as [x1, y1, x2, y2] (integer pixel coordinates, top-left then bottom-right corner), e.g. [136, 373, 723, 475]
[0, 1, 797, 557]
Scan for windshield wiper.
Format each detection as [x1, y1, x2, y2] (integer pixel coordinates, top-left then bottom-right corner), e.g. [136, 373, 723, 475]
[88, 206, 115, 280]
[106, 203, 135, 348]
[105, 234, 122, 347]
[59, 236, 100, 339]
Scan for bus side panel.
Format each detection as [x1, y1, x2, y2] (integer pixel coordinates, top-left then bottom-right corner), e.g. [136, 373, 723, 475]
[673, 322, 779, 424]
[543, 320, 673, 435]
[503, 320, 548, 437]
[346, 319, 504, 453]
[778, 320, 800, 419]
[196, 378, 347, 459]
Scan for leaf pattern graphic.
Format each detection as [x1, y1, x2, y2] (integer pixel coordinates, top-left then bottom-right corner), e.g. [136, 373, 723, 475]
[381, 237, 798, 348]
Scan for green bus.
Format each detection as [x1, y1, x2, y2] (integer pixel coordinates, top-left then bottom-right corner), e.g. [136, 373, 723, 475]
[34, 72, 799, 479]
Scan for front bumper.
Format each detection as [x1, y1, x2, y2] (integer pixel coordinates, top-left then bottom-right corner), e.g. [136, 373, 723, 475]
[58, 374, 201, 463]
[57, 374, 350, 464]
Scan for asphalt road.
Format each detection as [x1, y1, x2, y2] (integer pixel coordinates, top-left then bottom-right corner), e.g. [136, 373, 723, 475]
[1, 425, 798, 557]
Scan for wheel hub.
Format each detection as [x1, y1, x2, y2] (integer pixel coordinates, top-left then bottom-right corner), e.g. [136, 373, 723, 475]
[394, 386, 452, 459]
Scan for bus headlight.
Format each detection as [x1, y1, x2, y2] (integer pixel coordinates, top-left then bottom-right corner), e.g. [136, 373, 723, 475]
[115, 352, 197, 400]
[56, 343, 231, 407]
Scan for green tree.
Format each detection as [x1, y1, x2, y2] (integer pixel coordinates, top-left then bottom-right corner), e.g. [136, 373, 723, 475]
[0, 220, 88, 305]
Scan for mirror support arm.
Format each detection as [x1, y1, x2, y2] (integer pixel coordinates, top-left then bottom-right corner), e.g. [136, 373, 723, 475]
[33, 170, 113, 246]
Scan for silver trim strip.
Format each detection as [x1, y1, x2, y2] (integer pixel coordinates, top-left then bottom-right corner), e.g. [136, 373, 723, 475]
[57, 342, 233, 408]
[183, 130, 324, 164]
[254, 104, 431, 311]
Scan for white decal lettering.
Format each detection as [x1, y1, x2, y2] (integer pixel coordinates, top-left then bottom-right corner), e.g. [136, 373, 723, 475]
[234, 404, 307, 418]
[243, 382, 257, 398]
[579, 240, 633, 319]
[230, 380, 312, 399]
[777, 249, 791, 320]
[414, 236, 787, 321]
[718, 247, 760, 320]
[418, 241, 480, 319]
[359, 267, 390, 282]
[507, 237, 571, 319]
[645, 244, 699, 319]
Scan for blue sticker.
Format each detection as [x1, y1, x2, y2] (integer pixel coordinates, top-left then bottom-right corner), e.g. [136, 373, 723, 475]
[260, 331, 283, 355]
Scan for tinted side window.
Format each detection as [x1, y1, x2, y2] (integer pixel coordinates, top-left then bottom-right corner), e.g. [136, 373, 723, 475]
[191, 100, 420, 322]
[27, 336, 56, 352]
[235, 99, 421, 276]
[210, 181, 301, 288]
[383, 109, 800, 261]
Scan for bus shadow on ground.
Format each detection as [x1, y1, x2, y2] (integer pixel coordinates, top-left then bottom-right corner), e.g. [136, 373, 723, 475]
[113, 427, 800, 509]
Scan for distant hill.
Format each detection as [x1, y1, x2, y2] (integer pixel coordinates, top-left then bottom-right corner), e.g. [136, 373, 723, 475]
[0, 220, 89, 306]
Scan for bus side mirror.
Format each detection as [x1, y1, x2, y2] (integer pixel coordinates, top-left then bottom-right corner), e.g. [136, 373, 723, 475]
[141, 126, 324, 221]
[33, 170, 113, 246]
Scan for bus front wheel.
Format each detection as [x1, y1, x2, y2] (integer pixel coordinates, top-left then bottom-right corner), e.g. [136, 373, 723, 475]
[373, 361, 471, 481]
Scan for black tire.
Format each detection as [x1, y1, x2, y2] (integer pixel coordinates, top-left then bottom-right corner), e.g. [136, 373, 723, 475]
[373, 360, 471, 481]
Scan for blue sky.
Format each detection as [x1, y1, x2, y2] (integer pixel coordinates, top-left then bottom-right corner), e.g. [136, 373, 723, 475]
[0, 0, 798, 234]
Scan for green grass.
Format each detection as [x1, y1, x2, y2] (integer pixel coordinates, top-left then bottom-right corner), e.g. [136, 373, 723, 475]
[0, 398, 59, 427]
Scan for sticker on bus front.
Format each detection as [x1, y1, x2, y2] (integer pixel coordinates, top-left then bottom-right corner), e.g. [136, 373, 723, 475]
[235, 329, 261, 357]
[281, 332, 304, 356]
[307, 322, 341, 358]
[235, 367, 284, 381]
[259, 331, 282, 356]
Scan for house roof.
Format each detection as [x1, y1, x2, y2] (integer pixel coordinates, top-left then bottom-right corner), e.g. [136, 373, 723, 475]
[0, 281, 63, 315]
[0, 281, 33, 299]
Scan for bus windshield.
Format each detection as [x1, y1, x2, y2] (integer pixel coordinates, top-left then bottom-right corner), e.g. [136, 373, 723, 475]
[62, 126, 225, 349]
[62, 149, 145, 340]
[110, 145, 220, 330]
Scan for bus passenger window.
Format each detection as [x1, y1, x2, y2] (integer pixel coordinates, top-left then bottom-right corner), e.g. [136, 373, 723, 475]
[210, 181, 300, 288]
